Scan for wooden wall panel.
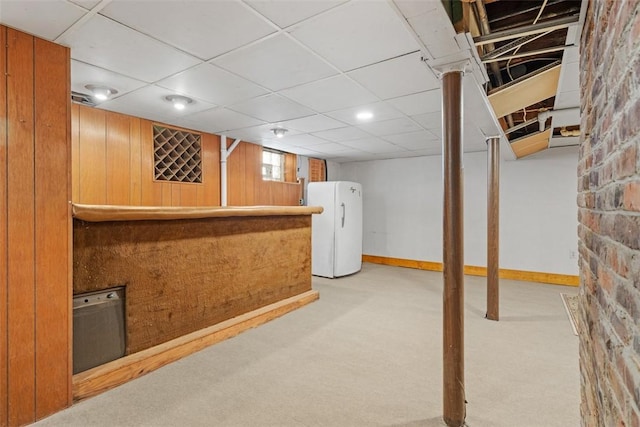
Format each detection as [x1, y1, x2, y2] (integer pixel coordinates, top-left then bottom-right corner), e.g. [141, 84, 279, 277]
[309, 158, 325, 182]
[0, 25, 7, 427]
[0, 26, 72, 426]
[197, 133, 220, 206]
[180, 184, 197, 206]
[226, 140, 242, 206]
[170, 184, 181, 207]
[160, 183, 171, 206]
[78, 107, 106, 204]
[106, 113, 130, 205]
[285, 152, 297, 183]
[33, 37, 71, 419]
[71, 103, 79, 202]
[129, 118, 141, 205]
[139, 119, 162, 206]
[244, 143, 258, 204]
[73, 106, 299, 208]
[6, 28, 36, 426]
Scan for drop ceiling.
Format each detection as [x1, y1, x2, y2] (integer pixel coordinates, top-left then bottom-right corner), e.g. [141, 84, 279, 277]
[0, 0, 584, 162]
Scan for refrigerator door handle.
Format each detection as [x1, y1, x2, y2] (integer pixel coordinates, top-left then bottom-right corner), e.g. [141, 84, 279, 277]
[341, 202, 345, 228]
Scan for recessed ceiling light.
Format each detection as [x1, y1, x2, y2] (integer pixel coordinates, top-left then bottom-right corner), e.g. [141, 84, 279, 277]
[165, 95, 193, 111]
[356, 111, 373, 120]
[272, 128, 288, 138]
[85, 84, 118, 101]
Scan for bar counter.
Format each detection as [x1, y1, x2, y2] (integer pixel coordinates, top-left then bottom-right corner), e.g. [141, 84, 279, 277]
[72, 203, 322, 399]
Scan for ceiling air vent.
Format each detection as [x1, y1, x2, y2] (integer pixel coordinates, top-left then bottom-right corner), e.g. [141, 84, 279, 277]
[71, 91, 96, 107]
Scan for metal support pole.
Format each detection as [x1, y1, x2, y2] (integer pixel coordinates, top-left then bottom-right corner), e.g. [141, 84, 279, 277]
[486, 136, 500, 321]
[441, 70, 465, 427]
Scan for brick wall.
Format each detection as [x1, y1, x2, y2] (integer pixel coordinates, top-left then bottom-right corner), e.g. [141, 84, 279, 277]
[578, 0, 640, 425]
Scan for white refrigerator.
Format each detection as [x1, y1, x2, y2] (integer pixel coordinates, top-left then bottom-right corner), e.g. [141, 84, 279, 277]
[308, 181, 363, 278]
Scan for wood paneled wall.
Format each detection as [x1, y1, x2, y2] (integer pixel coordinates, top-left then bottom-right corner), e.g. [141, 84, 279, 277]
[0, 26, 72, 426]
[226, 141, 301, 206]
[73, 104, 301, 207]
[309, 157, 326, 182]
[72, 104, 220, 206]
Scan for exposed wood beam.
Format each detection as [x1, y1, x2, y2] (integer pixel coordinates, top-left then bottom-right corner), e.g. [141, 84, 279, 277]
[473, 15, 579, 46]
[488, 65, 561, 118]
[482, 45, 571, 64]
[510, 128, 552, 158]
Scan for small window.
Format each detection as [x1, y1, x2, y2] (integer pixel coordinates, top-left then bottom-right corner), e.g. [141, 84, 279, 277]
[262, 149, 285, 181]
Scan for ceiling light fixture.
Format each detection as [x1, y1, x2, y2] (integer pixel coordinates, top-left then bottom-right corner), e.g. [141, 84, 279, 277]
[272, 128, 288, 138]
[356, 111, 374, 121]
[165, 95, 193, 111]
[85, 84, 117, 101]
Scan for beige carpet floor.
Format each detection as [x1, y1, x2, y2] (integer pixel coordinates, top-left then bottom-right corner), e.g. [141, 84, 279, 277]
[35, 263, 580, 427]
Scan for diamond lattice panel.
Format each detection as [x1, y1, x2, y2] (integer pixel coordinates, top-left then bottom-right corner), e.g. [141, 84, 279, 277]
[153, 125, 202, 183]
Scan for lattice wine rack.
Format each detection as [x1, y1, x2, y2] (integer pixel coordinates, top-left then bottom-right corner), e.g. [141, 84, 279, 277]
[153, 125, 202, 183]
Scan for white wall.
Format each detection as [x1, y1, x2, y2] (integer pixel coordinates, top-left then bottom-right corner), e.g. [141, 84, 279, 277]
[337, 146, 579, 275]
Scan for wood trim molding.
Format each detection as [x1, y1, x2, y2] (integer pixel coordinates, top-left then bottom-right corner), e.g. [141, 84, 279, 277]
[72, 290, 319, 402]
[362, 255, 579, 287]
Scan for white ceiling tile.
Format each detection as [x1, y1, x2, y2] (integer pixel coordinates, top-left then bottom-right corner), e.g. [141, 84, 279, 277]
[245, 0, 347, 29]
[287, 147, 323, 157]
[156, 63, 267, 107]
[262, 140, 300, 152]
[357, 117, 422, 137]
[324, 101, 403, 126]
[59, 15, 201, 82]
[280, 115, 346, 133]
[388, 89, 441, 116]
[0, 0, 86, 40]
[348, 52, 439, 100]
[563, 46, 580, 64]
[550, 108, 580, 128]
[424, 39, 462, 59]
[555, 90, 580, 109]
[280, 75, 378, 112]
[179, 108, 265, 134]
[557, 60, 580, 95]
[411, 112, 441, 129]
[225, 123, 303, 143]
[68, 0, 101, 9]
[289, 1, 420, 71]
[97, 85, 215, 123]
[311, 126, 371, 142]
[384, 130, 439, 150]
[229, 94, 315, 122]
[341, 137, 405, 154]
[100, 1, 275, 60]
[393, 0, 442, 19]
[409, 148, 442, 157]
[301, 142, 353, 153]
[406, 10, 458, 59]
[212, 34, 337, 91]
[71, 60, 147, 100]
[284, 134, 330, 147]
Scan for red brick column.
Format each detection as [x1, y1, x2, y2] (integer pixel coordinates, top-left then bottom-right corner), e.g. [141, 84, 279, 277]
[578, 1, 640, 425]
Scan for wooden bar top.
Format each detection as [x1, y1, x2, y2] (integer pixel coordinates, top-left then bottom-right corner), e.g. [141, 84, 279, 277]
[72, 204, 323, 222]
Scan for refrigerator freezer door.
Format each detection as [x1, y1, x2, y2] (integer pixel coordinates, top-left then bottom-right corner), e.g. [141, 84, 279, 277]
[309, 182, 337, 277]
[334, 182, 363, 276]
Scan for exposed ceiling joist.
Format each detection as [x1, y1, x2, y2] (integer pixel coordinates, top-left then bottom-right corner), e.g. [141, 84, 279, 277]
[482, 44, 570, 64]
[473, 14, 579, 46]
[488, 64, 561, 118]
[511, 128, 552, 158]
